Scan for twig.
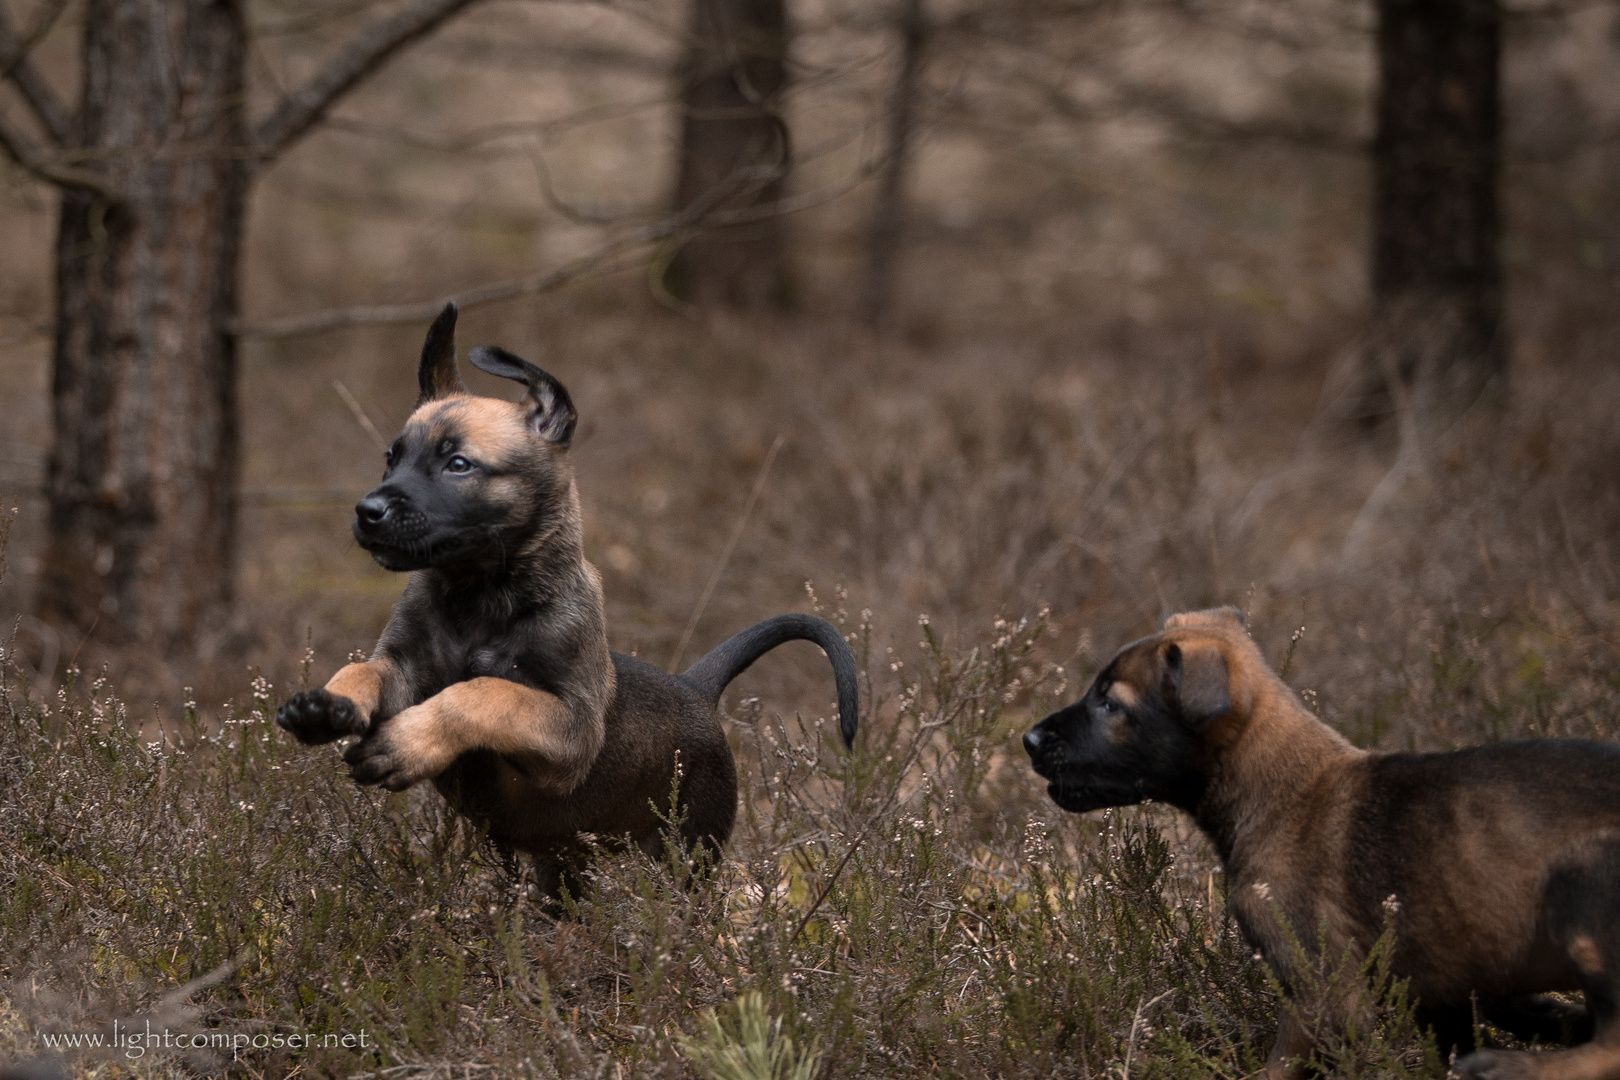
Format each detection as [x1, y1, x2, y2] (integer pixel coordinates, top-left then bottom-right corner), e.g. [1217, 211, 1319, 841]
[0, 115, 119, 198]
[333, 380, 390, 451]
[252, 0, 487, 165]
[1121, 990, 1174, 1080]
[231, 182, 736, 339]
[0, 0, 73, 145]
[789, 834, 864, 945]
[667, 435, 785, 671]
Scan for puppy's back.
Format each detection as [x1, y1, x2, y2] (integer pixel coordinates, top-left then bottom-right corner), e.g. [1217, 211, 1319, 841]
[1345, 739, 1620, 999]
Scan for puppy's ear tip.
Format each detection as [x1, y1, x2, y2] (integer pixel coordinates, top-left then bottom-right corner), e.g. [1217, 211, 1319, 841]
[427, 304, 460, 338]
[467, 344, 523, 379]
[418, 302, 465, 403]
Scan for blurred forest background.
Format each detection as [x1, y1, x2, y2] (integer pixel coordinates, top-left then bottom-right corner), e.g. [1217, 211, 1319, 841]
[0, 0, 1617, 727]
[4, 2, 1620, 1077]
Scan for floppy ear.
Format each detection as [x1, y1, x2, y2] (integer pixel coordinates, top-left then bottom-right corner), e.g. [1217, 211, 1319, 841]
[1163, 640, 1231, 726]
[417, 302, 466, 406]
[467, 346, 578, 446]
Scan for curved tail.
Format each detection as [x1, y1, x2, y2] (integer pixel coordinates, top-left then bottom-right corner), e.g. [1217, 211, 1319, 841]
[681, 613, 859, 749]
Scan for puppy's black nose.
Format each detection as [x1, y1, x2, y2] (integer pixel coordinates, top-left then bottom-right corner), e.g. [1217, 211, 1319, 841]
[355, 493, 392, 527]
[1023, 728, 1047, 756]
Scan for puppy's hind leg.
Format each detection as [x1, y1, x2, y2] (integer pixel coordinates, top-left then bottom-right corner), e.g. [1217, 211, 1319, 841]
[1457, 835, 1620, 1080]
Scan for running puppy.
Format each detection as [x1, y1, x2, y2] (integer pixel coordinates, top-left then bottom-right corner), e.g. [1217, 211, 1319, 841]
[1023, 607, 1620, 1080]
[277, 303, 858, 897]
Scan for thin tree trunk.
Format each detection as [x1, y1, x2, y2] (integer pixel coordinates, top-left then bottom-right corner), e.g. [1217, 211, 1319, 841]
[39, 0, 247, 645]
[860, 0, 925, 332]
[667, 0, 792, 311]
[1364, 0, 1503, 421]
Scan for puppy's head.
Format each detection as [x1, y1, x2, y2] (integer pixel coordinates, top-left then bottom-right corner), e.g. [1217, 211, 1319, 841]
[1023, 607, 1262, 814]
[352, 303, 579, 572]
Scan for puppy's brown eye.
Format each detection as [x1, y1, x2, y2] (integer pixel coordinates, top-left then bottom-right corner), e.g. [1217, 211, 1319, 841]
[446, 455, 474, 474]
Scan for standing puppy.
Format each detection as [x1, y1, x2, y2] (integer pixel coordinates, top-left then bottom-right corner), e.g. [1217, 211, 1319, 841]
[1023, 607, 1620, 1080]
[277, 303, 858, 898]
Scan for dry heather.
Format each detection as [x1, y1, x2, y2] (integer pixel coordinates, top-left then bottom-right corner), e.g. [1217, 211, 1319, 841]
[2, 2, 1619, 1076]
[2, 340, 1619, 1076]
[0, 599, 1419, 1080]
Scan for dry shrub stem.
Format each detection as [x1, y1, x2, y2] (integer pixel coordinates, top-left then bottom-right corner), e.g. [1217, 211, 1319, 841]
[5, 542, 1616, 1076]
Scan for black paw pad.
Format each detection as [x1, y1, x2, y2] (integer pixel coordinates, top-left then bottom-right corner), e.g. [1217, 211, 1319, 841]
[275, 688, 365, 745]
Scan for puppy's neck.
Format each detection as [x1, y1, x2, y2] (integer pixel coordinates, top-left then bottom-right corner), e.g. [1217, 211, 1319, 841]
[428, 478, 601, 627]
[1194, 680, 1362, 869]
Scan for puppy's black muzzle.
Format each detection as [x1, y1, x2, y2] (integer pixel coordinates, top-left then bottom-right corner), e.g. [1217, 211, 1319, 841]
[1023, 726, 1051, 759]
[356, 492, 392, 528]
[1022, 721, 1062, 778]
[1023, 710, 1121, 813]
[352, 486, 432, 569]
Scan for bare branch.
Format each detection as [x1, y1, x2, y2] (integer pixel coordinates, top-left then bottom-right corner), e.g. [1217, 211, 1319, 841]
[429, 37, 668, 76]
[235, 129, 806, 339]
[231, 194, 725, 339]
[862, 0, 927, 329]
[0, 109, 117, 197]
[272, 170, 548, 229]
[251, 0, 487, 166]
[0, 0, 74, 146]
[1104, 77, 1366, 154]
[988, 55, 1367, 156]
[322, 86, 673, 156]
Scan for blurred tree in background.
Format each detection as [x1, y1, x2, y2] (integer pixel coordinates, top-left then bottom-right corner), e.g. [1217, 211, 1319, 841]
[0, 0, 1614, 667]
[667, 0, 794, 310]
[1366, 0, 1503, 423]
[859, 0, 926, 331]
[0, 0, 485, 646]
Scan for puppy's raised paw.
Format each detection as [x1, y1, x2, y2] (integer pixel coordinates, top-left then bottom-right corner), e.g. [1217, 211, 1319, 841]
[342, 705, 451, 791]
[1454, 1049, 1544, 1080]
[276, 688, 367, 745]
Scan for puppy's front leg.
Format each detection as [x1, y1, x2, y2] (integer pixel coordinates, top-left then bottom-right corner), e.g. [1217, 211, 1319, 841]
[277, 657, 406, 744]
[1264, 1013, 1314, 1080]
[343, 678, 600, 793]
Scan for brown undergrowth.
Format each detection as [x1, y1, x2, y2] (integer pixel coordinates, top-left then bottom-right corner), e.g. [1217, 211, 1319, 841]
[4, 474, 1620, 1078]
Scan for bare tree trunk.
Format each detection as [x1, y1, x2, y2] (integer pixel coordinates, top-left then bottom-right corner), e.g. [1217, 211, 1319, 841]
[0, 0, 487, 648]
[667, 0, 792, 311]
[39, 1, 247, 645]
[1364, 0, 1503, 421]
[860, 0, 925, 332]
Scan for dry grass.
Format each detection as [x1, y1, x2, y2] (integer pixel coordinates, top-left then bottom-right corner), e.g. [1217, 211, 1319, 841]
[2, 334, 1618, 1075]
[3, 1, 1620, 1076]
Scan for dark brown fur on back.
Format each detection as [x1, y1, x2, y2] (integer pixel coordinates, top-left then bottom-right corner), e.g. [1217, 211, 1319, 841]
[1025, 607, 1620, 1080]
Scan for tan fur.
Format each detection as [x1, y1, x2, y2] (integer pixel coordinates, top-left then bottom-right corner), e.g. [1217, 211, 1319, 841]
[1105, 682, 1139, 708]
[416, 396, 529, 455]
[1031, 608, 1620, 1080]
[325, 662, 385, 721]
[1570, 937, 1604, 978]
[1163, 612, 1620, 1080]
[367, 675, 607, 794]
[1479, 1043, 1620, 1080]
